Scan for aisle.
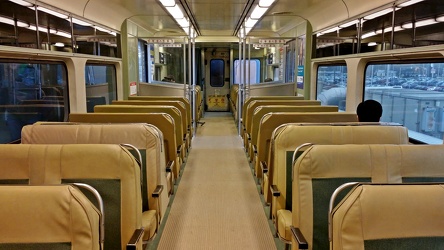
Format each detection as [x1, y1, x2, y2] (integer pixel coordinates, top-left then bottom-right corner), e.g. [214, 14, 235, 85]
[156, 112, 277, 249]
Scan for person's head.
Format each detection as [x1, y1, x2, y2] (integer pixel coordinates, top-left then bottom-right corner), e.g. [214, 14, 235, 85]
[357, 99, 382, 122]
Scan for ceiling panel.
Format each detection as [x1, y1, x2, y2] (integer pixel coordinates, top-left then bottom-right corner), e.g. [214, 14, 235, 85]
[185, 0, 248, 36]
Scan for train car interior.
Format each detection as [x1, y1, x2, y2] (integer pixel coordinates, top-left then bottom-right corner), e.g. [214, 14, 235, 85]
[0, 0, 443, 249]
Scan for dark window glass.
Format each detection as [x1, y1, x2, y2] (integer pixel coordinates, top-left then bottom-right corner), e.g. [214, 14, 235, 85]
[0, 61, 68, 143]
[210, 59, 225, 87]
[85, 64, 117, 112]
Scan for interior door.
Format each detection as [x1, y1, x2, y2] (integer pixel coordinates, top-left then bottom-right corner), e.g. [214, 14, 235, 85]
[205, 48, 230, 111]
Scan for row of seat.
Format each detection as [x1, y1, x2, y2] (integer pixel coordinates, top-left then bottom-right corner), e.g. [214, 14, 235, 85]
[238, 96, 444, 250]
[291, 144, 444, 250]
[0, 144, 144, 250]
[0, 95, 193, 249]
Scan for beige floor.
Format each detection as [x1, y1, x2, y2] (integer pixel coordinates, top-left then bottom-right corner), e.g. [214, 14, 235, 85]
[157, 112, 277, 250]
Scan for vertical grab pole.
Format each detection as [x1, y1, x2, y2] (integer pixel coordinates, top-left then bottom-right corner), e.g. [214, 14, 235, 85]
[192, 33, 197, 136]
[247, 37, 251, 100]
[183, 37, 187, 98]
[237, 36, 243, 136]
[188, 28, 193, 133]
[242, 24, 247, 103]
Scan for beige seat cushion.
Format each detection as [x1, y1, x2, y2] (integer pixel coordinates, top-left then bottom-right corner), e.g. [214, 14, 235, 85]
[21, 122, 168, 233]
[332, 184, 444, 250]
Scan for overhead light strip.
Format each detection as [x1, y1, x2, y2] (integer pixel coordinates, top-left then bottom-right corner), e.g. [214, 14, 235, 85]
[242, 0, 276, 36]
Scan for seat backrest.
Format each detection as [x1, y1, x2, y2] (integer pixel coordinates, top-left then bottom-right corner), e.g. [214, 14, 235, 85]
[250, 105, 338, 147]
[0, 144, 142, 250]
[256, 112, 358, 182]
[269, 125, 409, 249]
[292, 143, 444, 250]
[0, 185, 101, 250]
[128, 96, 191, 118]
[68, 113, 180, 180]
[244, 100, 320, 135]
[94, 105, 185, 151]
[331, 183, 444, 250]
[242, 96, 304, 122]
[21, 122, 168, 226]
[113, 100, 190, 133]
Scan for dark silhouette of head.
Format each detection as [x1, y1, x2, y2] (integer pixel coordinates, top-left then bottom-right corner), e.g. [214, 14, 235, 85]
[357, 99, 383, 122]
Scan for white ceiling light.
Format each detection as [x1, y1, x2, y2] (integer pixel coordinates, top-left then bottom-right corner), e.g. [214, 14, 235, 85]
[8, 0, 33, 7]
[368, 42, 377, 46]
[159, 0, 176, 7]
[323, 27, 339, 34]
[34, 6, 68, 19]
[339, 20, 359, 28]
[364, 8, 395, 20]
[415, 18, 438, 27]
[166, 5, 184, 19]
[71, 18, 92, 26]
[55, 31, 71, 38]
[361, 31, 376, 39]
[176, 18, 189, 28]
[397, 0, 425, 7]
[258, 0, 275, 7]
[54, 42, 64, 47]
[250, 5, 268, 19]
[402, 18, 437, 29]
[245, 17, 258, 28]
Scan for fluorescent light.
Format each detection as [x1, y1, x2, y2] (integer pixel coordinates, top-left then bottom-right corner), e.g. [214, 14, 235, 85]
[437, 16, 444, 22]
[0, 17, 15, 26]
[166, 5, 184, 19]
[245, 17, 258, 28]
[245, 27, 252, 34]
[339, 20, 358, 28]
[250, 5, 268, 19]
[364, 8, 394, 20]
[54, 42, 64, 47]
[258, 0, 275, 7]
[8, 0, 33, 7]
[415, 18, 437, 27]
[398, 0, 424, 7]
[177, 18, 189, 28]
[378, 25, 403, 33]
[56, 31, 71, 38]
[323, 27, 339, 34]
[368, 42, 377, 46]
[71, 18, 92, 26]
[35, 6, 68, 19]
[361, 31, 376, 39]
[402, 18, 438, 29]
[159, 0, 176, 7]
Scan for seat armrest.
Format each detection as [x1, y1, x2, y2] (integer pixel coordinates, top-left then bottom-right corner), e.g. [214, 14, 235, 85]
[126, 228, 145, 250]
[270, 185, 280, 197]
[290, 226, 308, 249]
[260, 161, 268, 174]
[152, 185, 164, 198]
[252, 145, 257, 155]
[247, 133, 251, 141]
[166, 161, 174, 173]
[177, 145, 182, 155]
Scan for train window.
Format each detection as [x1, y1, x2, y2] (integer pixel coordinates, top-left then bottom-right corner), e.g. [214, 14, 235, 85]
[233, 59, 260, 84]
[364, 62, 444, 144]
[0, 61, 68, 143]
[85, 64, 117, 112]
[210, 59, 225, 87]
[316, 65, 347, 111]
